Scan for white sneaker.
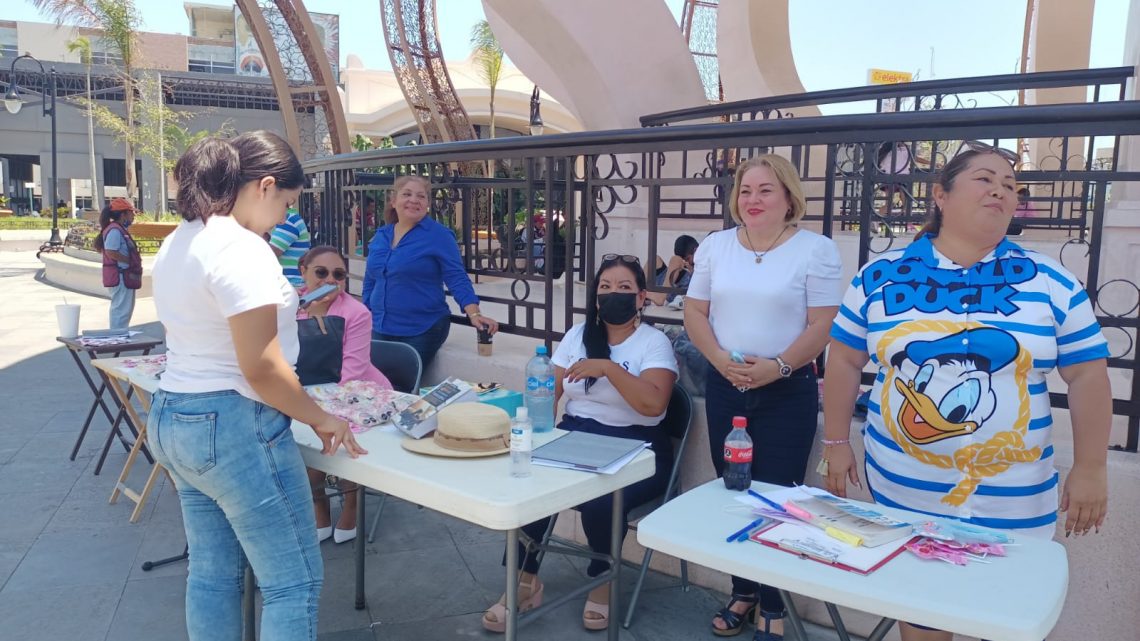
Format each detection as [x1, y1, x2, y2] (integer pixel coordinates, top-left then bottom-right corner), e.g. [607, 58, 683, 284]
[666, 297, 685, 310]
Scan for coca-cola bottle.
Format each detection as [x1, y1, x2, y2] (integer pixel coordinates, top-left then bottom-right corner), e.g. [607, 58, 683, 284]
[723, 416, 753, 491]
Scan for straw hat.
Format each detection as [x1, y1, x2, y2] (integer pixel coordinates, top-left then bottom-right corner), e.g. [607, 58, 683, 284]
[401, 403, 511, 458]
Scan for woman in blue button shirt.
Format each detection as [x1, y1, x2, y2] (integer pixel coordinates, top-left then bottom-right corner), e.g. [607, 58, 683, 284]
[362, 175, 498, 368]
[823, 144, 1110, 641]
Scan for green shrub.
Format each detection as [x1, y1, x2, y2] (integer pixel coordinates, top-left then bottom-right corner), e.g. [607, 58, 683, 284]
[0, 218, 85, 230]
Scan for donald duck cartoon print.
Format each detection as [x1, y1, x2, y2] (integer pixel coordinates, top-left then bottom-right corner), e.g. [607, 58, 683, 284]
[889, 326, 1019, 445]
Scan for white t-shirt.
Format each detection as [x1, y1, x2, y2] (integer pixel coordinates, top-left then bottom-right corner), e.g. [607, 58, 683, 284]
[686, 228, 843, 358]
[153, 215, 299, 403]
[551, 322, 678, 427]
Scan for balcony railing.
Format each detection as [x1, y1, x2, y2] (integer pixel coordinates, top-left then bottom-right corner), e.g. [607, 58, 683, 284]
[639, 66, 1134, 126]
[302, 96, 1140, 452]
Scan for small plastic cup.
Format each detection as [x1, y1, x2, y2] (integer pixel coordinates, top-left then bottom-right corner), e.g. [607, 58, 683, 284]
[477, 327, 493, 357]
[56, 304, 81, 338]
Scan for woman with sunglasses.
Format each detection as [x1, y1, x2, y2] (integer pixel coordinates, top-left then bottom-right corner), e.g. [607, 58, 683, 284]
[684, 154, 843, 639]
[297, 245, 392, 545]
[823, 143, 1110, 641]
[482, 253, 677, 633]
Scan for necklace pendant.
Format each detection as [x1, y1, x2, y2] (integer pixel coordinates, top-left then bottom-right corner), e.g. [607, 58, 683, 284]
[755, 256, 763, 264]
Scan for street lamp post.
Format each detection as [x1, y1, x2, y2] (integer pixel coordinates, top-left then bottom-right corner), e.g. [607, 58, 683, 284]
[5, 53, 62, 249]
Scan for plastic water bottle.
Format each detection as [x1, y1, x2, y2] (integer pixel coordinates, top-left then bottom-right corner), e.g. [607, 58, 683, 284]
[510, 407, 533, 478]
[723, 416, 753, 491]
[525, 345, 556, 433]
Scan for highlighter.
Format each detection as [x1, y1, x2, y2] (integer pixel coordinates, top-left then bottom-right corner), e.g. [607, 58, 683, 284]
[824, 526, 863, 547]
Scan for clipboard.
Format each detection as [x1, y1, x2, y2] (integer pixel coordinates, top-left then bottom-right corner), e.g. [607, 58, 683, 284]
[749, 521, 913, 575]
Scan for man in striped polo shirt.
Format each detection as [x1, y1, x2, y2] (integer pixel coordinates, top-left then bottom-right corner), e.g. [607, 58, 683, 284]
[269, 207, 311, 288]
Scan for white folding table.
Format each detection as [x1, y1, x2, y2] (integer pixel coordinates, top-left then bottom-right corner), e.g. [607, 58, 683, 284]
[293, 424, 655, 641]
[637, 479, 1068, 641]
[96, 361, 655, 641]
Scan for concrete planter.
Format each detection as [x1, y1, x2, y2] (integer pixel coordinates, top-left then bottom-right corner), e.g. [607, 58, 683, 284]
[0, 209, 13, 218]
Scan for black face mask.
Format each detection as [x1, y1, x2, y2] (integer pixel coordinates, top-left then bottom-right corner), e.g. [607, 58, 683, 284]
[597, 292, 639, 325]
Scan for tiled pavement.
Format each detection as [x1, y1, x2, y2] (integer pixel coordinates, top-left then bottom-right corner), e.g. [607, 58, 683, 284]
[0, 247, 842, 641]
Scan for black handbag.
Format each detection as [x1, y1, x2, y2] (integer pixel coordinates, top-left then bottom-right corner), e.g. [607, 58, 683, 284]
[295, 315, 345, 386]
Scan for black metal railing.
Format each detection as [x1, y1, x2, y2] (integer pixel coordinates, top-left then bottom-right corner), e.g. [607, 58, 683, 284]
[640, 66, 1134, 126]
[302, 99, 1140, 452]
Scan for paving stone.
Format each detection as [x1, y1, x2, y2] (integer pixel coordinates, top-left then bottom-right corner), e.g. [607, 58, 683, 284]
[0, 490, 64, 547]
[4, 524, 143, 591]
[104, 574, 189, 641]
[0, 456, 87, 496]
[360, 544, 488, 625]
[0, 582, 121, 641]
[316, 554, 376, 634]
[366, 496, 462, 554]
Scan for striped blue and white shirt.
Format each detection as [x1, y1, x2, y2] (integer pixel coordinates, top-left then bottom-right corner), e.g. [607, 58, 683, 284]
[831, 235, 1108, 537]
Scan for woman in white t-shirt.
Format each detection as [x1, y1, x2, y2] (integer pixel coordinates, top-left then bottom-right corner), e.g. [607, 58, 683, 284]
[149, 132, 366, 641]
[684, 154, 843, 640]
[482, 255, 678, 634]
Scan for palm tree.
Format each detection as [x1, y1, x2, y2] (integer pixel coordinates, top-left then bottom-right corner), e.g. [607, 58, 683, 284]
[66, 35, 102, 211]
[469, 20, 503, 139]
[34, 0, 141, 203]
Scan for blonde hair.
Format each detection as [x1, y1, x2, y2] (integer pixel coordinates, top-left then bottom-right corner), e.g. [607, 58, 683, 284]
[384, 174, 431, 225]
[727, 154, 807, 225]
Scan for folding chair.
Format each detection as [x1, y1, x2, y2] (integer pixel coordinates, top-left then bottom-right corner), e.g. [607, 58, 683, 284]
[363, 339, 424, 542]
[369, 339, 423, 394]
[534, 384, 694, 628]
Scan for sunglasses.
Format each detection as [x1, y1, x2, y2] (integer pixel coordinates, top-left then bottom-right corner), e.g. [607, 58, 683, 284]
[601, 253, 641, 265]
[313, 267, 347, 281]
[956, 140, 1020, 165]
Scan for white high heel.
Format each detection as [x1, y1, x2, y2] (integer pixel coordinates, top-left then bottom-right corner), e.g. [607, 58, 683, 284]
[333, 527, 357, 544]
[317, 526, 333, 543]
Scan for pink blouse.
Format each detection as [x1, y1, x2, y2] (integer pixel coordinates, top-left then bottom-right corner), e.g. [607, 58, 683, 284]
[297, 290, 392, 389]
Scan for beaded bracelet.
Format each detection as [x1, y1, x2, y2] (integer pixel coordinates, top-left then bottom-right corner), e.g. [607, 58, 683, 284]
[820, 437, 850, 446]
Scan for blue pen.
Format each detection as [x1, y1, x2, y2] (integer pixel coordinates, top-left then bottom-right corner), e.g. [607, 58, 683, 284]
[726, 517, 769, 543]
[748, 489, 788, 514]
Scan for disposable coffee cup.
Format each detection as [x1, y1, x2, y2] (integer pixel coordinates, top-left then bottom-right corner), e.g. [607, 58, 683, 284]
[56, 304, 81, 338]
[477, 327, 493, 357]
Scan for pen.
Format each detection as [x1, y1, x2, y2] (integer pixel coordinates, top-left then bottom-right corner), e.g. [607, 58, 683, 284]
[748, 489, 788, 514]
[726, 517, 769, 543]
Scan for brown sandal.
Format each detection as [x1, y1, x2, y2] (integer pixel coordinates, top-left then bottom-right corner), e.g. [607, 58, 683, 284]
[481, 575, 544, 633]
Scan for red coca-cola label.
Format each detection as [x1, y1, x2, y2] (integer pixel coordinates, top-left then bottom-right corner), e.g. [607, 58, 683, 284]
[724, 445, 753, 464]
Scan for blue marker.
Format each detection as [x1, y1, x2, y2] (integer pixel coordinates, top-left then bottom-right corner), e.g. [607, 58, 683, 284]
[748, 489, 788, 514]
[726, 517, 769, 543]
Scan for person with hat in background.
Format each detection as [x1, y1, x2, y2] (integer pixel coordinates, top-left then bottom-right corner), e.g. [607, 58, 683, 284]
[93, 198, 142, 329]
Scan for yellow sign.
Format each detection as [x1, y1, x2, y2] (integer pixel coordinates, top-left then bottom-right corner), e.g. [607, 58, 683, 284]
[868, 68, 914, 85]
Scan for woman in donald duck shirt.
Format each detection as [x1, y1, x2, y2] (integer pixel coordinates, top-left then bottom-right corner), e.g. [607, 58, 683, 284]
[822, 142, 1112, 641]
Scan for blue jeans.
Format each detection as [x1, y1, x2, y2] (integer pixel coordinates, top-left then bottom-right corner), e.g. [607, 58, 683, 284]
[706, 364, 818, 616]
[108, 281, 135, 329]
[148, 389, 323, 641]
[374, 312, 451, 370]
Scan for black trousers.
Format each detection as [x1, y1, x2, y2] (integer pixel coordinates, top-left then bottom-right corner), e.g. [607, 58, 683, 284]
[507, 414, 674, 578]
[706, 364, 818, 616]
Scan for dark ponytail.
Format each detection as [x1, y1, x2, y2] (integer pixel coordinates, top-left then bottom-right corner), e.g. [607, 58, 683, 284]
[173, 137, 241, 223]
[173, 130, 303, 224]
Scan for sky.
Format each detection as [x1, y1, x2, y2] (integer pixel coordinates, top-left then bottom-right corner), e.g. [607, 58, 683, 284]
[5, 0, 1131, 111]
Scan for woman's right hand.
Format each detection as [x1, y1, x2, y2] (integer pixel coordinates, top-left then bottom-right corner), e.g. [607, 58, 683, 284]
[311, 415, 368, 458]
[824, 443, 861, 498]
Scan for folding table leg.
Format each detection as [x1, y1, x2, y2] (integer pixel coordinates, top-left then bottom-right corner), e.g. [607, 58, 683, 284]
[607, 488, 623, 641]
[355, 485, 366, 610]
[505, 528, 519, 641]
[779, 589, 810, 641]
[824, 602, 854, 641]
[67, 349, 119, 460]
[109, 382, 163, 523]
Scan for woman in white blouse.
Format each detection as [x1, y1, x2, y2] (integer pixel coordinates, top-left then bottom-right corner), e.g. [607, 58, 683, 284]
[684, 154, 843, 640]
[482, 254, 678, 633]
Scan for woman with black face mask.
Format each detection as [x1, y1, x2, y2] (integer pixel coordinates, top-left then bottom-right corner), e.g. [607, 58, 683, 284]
[482, 255, 677, 634]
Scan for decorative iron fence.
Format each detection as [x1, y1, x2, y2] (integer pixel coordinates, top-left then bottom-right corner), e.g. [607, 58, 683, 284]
[303, 98, 1140, 452]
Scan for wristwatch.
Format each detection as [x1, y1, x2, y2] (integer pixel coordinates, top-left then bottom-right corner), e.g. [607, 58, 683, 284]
[775, 355, 793, 378]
